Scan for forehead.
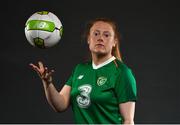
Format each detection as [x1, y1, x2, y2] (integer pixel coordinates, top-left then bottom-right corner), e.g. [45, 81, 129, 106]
[90, 21, 113, 32]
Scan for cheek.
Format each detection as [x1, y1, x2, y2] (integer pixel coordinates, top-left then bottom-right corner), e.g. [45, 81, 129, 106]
[88, 40, 94, 49]
[90, 36, 98, 42]
[106, 41, 115, 50]
[108, 43, 114, 49]
[88, 38, 96, 45]
[106, 38, 114, 45]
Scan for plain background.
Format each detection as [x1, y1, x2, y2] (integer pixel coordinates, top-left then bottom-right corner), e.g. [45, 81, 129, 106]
[0, 0, 179, 123]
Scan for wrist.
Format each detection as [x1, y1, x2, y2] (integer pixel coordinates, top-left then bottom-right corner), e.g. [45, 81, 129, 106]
[42, 79, 53, 88]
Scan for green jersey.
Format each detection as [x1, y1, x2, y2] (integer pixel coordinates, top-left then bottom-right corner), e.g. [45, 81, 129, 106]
[66, 56, 137, 124]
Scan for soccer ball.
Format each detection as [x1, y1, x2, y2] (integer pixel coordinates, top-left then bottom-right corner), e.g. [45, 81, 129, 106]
[25, 11, 63, 48]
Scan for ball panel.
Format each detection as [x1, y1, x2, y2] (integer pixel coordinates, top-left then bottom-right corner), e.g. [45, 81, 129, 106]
[26, 14, 52, 26]
[33, 37, 45, 48]
[37, 30, 51, 39]
[44, 29, 60, 47]
[25, 28, 35, 47]
[25, 30, 38, 40]
[37, 11, 49, 15]
[26, 20, 55, 32]
[59, 26, 63, 37]
[48, 12, 62, 29]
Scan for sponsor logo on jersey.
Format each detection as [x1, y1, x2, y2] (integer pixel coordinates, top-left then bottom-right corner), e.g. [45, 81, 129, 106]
[76, 84, 92, 108]
[77, 75, 84, 79]
[97, 76, 107, 86]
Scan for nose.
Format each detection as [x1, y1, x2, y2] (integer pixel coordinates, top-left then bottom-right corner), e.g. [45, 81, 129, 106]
[97, 33, 104, 42]
[97, 38, 103, 42]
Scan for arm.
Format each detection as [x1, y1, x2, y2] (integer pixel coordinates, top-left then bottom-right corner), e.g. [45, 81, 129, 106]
[43, 82, 71, 112]
[30, 61, 71, 112]
[119, 101, 136, 124]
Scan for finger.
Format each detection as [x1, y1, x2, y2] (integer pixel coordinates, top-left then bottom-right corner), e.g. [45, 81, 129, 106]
[46, 70, 55, 78]
[38, 61, 44, 70]
[29, 63, 40, 72]
[44, 67, 48, 74]
[51, 69, 55, 73]
[44, 70, 54, 83]
[29, 63, 37, 68]
[29, 63, 42, 77]
[43, 67, 49, 78]
[43, 68, 53, 78]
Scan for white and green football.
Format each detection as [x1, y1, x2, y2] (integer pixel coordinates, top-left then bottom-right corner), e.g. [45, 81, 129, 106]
[25, 11, 63, 48]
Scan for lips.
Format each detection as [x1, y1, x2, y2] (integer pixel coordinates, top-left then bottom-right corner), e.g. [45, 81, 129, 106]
[95, 43, 104, 47]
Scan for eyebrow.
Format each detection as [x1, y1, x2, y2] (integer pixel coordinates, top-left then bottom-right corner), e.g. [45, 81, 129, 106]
[94, 30, 100, 33]
[103, 31, 111, 34]
[94, 30, 110, 34]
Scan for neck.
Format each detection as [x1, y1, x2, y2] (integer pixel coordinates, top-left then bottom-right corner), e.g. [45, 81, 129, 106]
[92, 53, 113, 65]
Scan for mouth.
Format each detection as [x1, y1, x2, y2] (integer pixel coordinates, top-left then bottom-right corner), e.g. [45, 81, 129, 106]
[95, 43, 104, 47]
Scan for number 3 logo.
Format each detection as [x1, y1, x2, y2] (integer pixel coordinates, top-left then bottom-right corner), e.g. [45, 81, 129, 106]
[76, 84, 92, 108]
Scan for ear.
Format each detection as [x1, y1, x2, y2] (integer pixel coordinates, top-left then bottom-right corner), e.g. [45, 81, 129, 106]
[113, 39, 117, 47]
[87, 37, 90, 44]
[113, 42, 116, 47]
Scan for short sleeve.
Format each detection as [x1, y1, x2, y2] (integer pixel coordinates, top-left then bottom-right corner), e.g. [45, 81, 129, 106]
[114, 68, 137, 104]
[65, 71, 73, 86]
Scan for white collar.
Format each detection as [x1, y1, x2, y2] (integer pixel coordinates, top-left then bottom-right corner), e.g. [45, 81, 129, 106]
[92, 56, 116, 69]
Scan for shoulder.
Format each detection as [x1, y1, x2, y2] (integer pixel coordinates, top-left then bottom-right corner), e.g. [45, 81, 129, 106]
[114, 59, 136, 89]
[74, 60, 91, 71]
[114, 59, 135, 78]
[115, 59, 131, 72]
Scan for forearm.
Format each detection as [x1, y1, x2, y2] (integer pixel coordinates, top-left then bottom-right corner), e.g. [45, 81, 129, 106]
[123, 120, 134, 125]
[42, 80, 67, 112]
[119, 102, 135, 125]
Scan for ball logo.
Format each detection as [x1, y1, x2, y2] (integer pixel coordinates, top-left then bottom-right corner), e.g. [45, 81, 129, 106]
[76, 84, 92, 108]
[39, 22, 46, 28]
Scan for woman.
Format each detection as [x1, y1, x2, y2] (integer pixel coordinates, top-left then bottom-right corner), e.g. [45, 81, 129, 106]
[30, 18, 137, 124]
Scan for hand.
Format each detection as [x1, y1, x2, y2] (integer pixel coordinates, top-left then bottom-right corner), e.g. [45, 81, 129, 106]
[29, 61, 55, 84]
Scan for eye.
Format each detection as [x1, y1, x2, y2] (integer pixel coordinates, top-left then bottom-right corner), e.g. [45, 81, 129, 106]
[93, 32, 99, 36]
[104, 33, 110, 38]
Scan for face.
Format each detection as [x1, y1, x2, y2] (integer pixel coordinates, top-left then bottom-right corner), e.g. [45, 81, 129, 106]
[88, 21, 116, 57]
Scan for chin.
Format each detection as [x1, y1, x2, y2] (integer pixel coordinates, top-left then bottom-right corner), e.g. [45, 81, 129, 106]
[94, 51, 107, 57]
